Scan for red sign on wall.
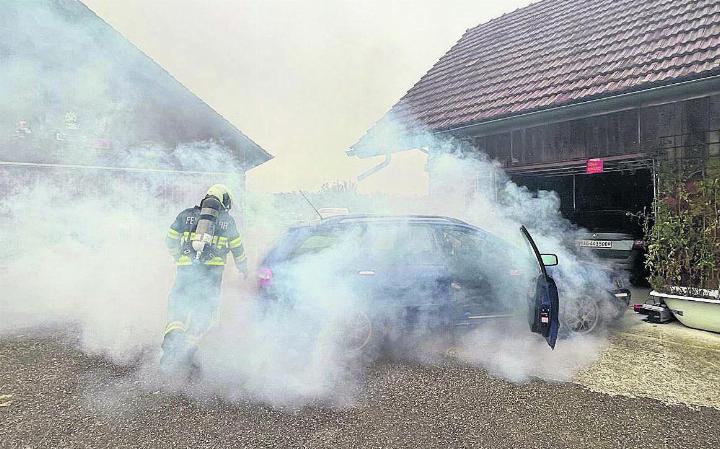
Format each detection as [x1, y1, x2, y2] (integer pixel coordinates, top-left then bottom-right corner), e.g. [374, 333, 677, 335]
[586, 158, 604, 174]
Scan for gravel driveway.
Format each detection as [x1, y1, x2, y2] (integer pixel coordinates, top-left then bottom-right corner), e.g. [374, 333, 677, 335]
[2, 331, 719, 449]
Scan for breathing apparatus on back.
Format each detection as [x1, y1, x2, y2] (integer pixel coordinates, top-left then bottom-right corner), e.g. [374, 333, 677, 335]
[189, 184, 233, 262]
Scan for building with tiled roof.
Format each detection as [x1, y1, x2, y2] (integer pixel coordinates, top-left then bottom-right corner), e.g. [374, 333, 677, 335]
[351, 0, 720, 167]
[350, 0, 720, 285]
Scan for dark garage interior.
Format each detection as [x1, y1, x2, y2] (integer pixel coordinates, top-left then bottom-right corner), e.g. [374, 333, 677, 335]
[512, 169, 654, 233]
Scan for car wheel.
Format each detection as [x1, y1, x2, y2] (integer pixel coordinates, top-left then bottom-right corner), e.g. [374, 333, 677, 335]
[561, 294, 601, 335]
[328, 309, 375, 353]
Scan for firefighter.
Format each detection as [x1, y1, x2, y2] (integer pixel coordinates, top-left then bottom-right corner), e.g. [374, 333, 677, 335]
[161, 184, 247, 370]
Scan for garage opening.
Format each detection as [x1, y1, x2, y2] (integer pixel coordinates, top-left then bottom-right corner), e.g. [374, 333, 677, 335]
[512, 169, 654, 222]
[510, 165, 655, 283]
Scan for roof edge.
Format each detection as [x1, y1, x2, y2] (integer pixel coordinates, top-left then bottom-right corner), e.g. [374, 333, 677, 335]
[348, 73, 720, 158]
[80, 1, 273, 169]
[441, 72, 720, 138]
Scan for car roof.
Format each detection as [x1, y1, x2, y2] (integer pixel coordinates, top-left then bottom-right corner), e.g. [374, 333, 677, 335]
[316, 214, 472, 227]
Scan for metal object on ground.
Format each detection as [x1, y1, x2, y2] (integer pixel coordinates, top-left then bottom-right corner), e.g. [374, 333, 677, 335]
[642, 303, 676, 324]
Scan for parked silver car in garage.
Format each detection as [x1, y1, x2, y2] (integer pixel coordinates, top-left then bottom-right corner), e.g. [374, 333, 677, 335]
[571, 210, 647, 284]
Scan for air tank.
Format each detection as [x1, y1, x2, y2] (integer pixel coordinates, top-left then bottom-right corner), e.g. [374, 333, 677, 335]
[191, 195, 223, 259]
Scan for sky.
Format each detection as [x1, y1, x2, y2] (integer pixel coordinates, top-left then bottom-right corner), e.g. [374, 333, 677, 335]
[83, 0, 534, 194]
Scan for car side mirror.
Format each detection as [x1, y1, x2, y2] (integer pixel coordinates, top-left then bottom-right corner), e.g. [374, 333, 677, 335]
[541, 254, 558, 266]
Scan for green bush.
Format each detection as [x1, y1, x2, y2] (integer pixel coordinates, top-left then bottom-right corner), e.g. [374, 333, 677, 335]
[646, 160, 719, 294]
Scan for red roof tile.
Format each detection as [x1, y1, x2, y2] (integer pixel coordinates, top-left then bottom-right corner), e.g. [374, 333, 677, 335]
[360, 0, 720, 141]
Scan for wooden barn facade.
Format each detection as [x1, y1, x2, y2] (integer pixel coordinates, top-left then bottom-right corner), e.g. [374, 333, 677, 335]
[350, 0, 720, 219]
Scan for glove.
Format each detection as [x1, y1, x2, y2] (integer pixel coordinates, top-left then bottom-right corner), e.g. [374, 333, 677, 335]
[236, 258, 248, 280]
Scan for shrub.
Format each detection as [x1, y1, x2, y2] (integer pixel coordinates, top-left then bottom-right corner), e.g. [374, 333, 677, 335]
[645, 158, 719, 295]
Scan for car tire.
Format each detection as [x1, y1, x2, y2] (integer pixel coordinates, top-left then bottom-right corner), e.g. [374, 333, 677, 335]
[323, 309, 378, 357]
[560, 294, 602, 335]
[343, 309, 375, 353]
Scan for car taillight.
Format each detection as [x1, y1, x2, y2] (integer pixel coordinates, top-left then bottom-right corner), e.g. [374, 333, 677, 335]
[257, 267, 273, 288]
[632, 240, 646, 250]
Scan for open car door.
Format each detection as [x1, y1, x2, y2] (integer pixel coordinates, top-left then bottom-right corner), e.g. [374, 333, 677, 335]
[520, 226, 560, 349]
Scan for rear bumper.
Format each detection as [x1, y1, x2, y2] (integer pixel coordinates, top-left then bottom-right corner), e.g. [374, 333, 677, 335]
[611, 288, 631, 307]
[594, 249, 639, 264]
[586, 249, 644, 276]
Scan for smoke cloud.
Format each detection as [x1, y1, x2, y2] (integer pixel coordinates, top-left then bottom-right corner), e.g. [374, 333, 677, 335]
[1, 0, 625, 409]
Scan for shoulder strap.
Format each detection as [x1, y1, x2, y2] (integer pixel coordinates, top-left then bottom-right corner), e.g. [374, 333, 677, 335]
[183, 207, 200, 233]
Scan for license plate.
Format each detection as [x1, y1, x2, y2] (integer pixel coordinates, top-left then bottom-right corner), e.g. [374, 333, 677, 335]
[578, 240, 612, 248]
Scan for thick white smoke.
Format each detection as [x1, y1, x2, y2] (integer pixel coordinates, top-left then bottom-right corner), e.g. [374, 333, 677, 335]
[0, 165, 215, 364]
[0, 0, 625, 409]
[0, 149, 619, 406]
[0, 0, 246, 362]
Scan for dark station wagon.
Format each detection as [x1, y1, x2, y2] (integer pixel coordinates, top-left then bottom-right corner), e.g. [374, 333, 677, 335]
[256, 215, 625, 353]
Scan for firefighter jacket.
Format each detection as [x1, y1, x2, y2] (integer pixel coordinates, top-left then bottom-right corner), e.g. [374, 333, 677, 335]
[165, 206, 247, 270]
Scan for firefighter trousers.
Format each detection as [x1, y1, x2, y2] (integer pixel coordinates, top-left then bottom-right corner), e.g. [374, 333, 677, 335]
[163, 264, 224, 352]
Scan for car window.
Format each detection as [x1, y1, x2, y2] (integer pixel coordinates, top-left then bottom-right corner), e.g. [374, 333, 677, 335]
[285, 224, 368, 260]
[362, 224, 439, 261]
[438, 227, 485, 257]
[519, 232, 543, 277]
[435, 227, 489, 278]
[438, 226, 535, 283]
[293, 233, 339, 256]
[287, 227, 349, 260]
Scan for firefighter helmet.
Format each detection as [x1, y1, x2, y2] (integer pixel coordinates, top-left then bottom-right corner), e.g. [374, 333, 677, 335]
[206, 184, 233, 211]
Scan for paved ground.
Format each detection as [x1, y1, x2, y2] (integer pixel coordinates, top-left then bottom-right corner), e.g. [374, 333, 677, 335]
[574, 287, 720, 409]
[2, 311, 720, 449]
[578, 311, 720, 410]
